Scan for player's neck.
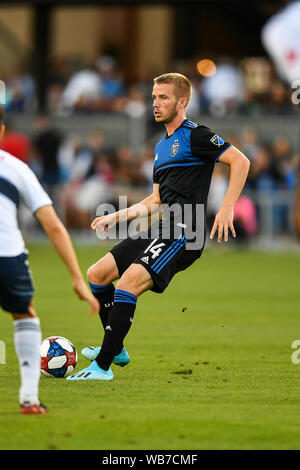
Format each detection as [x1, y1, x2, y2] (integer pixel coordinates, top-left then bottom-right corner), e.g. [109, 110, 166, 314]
[165, 114, 186, 137]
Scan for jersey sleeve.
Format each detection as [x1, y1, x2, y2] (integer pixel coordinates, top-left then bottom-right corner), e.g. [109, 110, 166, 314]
[153, 165, 159, 184]
[18, 163, 52, 213]
[190, 125, 231, 162]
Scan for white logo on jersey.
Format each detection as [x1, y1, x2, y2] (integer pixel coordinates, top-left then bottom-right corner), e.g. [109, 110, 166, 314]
[171, 140, 180, 157]
[210, 135, 224, 147]
[141, 256, 149, 264]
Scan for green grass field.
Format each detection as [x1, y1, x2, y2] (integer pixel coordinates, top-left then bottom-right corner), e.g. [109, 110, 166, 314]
[0, 243, 300, 450]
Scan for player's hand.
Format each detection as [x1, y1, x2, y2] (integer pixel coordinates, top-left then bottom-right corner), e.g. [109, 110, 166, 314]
[210, 205, 236, 243]
[91, 213, 117, 232]
[72, 278, 99, 317]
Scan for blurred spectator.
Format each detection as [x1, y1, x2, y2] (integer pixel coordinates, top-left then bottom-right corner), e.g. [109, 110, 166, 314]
[271, 135, 293, 189]
[33, 115, 62, 204]
[70, 162, 114, 229]
[137, 67, 157, 105]
[115, 145, 147, 188]
[247, 144, 273, 191]
[0, 52, 297, 240]
[207, 161, 258, 244]
[247, 134, 295, 234]
[63, 129, 105, 184]
[0, 119, 31, 163]
[60, 130, 116, 229]
[241, 56, 273, 113]
[47, 56, 68, 114]
[95, 55, 124, 98]
[140, 146, 155, 190]
[201, 59, 245, 117]
[266, 79, 292, 114]
[186, 78, 201, 117]
[5, 64, 36, 112]
[57, 134, 82, 183]
[224, 132, 241, 149]
[240, 126, 260, 162]
[270, 135, 294, 234]
[60, 55, 127, 114]
[60, 65, 103, 112]
[1, 51, 298, 119]
[233, 195, 258, 243]
[207, 163, 229, 226]
[123, 84, 147, 118]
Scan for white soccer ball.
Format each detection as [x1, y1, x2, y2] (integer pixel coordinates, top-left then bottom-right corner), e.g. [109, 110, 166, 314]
[40, 336, 77, 378]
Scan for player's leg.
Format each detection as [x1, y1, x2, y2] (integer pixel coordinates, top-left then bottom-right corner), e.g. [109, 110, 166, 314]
[0, 253, 47, 414]
[87, 252, 119, 332]
[95, 263, 153, 367]
[67, 263, 153, 380]
[83, 252, 129, 362]
[83, 239, 146, 364]
[12, 304, 47, 414]
[96, 235, 199, 373]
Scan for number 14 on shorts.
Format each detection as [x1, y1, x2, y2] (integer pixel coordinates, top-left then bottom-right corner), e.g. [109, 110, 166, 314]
[144, 239, 166, 259]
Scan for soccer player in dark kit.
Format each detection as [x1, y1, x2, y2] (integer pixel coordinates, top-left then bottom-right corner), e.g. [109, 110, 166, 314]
[67, 73, 250, 381]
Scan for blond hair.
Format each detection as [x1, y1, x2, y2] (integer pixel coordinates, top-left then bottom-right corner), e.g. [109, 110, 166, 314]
[153, 73, 191, 105]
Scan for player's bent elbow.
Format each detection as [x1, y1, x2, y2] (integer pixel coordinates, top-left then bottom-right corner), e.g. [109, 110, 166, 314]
[234, 152, 250, 173]
[243, 155, 251, 173]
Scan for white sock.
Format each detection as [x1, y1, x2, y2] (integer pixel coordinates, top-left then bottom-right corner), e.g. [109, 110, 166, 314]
[14, 317, 42, 405]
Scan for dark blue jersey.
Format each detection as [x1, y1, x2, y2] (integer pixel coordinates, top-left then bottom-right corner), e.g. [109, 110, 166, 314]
[153, 118, 231, 207]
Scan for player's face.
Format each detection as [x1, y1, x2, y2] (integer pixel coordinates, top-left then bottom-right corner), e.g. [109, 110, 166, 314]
[152, 83, 179, 124]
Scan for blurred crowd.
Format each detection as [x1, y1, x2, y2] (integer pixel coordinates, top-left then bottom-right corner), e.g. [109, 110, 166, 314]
[208, 126, 300, 241]
[0, 115, 153, 230]
[1, 54, 299, 119]
[0, 114, 299, 242]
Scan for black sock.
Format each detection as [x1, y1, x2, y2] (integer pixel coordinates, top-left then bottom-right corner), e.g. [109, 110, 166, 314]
[96, 289, 137, 370]
[89, 282, 124, 354]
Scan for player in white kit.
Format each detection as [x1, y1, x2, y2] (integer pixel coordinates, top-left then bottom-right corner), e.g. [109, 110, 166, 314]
[0, 105, 99, 414]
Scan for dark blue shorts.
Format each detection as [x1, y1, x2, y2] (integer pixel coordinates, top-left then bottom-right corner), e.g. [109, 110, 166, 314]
[0, 252, 34, 314]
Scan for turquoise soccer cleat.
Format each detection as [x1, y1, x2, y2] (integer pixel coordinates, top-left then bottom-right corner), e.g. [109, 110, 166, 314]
[81, 346, 130, 367]
[81, 346, 100, 362]
[66, 360, 113, 381]
[114, 347, 130, 367]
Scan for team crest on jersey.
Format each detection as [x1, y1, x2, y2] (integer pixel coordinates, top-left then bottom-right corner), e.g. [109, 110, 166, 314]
[210, 135, 224, 147]
[171, 140, 180, 157]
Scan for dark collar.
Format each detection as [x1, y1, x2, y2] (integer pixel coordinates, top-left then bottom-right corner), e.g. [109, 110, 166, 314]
[165, 118, 188, 139]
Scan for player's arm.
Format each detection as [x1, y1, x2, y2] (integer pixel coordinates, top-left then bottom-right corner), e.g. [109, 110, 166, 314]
[210, 146, 250, 243]
[91, 184, 161, 232]
[35, 205, 99, 315]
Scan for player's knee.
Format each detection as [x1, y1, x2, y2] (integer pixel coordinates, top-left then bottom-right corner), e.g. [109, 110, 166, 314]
[87, 264, 101, 284]
[87, 265, 95, 283]
[87, 261, 110, 285]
